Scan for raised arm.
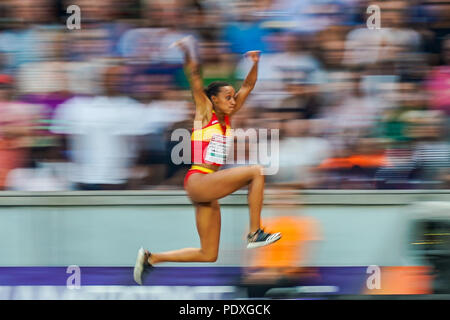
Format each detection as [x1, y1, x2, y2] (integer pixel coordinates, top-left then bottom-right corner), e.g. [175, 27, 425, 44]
[232, 50, 260, 116]
[173, 37, 211, 117]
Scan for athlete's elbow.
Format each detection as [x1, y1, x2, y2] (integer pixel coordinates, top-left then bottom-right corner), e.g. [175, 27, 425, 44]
[242, 82, 255, 91]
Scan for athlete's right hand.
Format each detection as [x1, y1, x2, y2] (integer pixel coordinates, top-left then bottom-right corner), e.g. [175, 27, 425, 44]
[244, 50, 261, 63]
[170, 35, 194, 52]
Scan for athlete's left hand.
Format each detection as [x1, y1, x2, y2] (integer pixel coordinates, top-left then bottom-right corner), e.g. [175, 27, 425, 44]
[245, 50, 261, 63]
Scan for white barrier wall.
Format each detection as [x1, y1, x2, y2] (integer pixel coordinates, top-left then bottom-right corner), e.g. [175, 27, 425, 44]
[0, 190, 448, 267]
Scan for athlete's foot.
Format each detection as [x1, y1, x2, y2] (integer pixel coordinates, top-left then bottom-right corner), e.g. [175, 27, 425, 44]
[133, 247, 153, 285]
[147, 250, 156, 265]
[247, 228, 282, 249]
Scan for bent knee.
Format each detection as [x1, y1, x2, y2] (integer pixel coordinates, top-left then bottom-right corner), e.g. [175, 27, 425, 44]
[205, 254, 218, 263]
[187, 189, 210, 203]
[250, 165, 264, 178]
[201, 251, 218, 262]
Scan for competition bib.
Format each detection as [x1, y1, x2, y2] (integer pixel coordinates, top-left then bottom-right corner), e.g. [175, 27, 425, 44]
[204, 134, 231, 164]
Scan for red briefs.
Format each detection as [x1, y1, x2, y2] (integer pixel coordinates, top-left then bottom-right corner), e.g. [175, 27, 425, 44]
[183, 165, 214, 189]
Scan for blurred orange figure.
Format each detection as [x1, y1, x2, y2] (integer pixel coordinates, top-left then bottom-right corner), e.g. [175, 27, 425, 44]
[244, 196, 321, 283]
[250, 216, 320, 269]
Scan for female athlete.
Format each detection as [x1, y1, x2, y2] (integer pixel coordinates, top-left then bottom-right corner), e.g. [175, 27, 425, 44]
[134, 37, 281, 284]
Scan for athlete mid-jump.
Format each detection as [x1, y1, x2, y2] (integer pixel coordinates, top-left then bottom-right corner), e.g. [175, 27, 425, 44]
[134, 36, 281, 285]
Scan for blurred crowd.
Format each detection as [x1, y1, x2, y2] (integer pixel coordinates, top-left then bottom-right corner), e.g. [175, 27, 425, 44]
[0, 0, 449, 191]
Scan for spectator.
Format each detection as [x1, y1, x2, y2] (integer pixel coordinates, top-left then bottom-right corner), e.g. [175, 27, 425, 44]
[5, 146, 72, 191]
[267, 119, 332, 188]
[234, 32, 325, 109]
[50, 65, 149, 190]
[0, 0, 62, 74]
[0, 74, 43, 190]
[130, 68, 191, 187]
[222, 0, 270, 55]
[343, 0, 422, 68]
[426, 36, 450, 115]
[64, 0, 131, 61]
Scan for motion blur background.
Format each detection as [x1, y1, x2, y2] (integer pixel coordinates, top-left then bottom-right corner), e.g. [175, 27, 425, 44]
[0, 0, 448, 191]
[0, 0, 449, 299]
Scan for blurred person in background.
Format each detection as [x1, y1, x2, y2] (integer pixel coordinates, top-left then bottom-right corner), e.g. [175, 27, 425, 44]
[315, 25, 348, 72]
[4, 146, 72, 191]
[373, 82, 427, 189]
[181, 0, 226, 43]
[118, 0, 192, 67]
[270, 32, 326, 109]
[130, 67, 191, 188]
[64, 0, 130, 61]
[241, 190, 321, 298]
[257, 0, 355, 34]
[3, 26, 73, 190]
[0, 0, 62, 75]
[234, 31, 325, 110]
[222, 0, 270, 55]
[314, 25, 354, 107]
[343, 0, 422, 68]
[316, 71, 391, 188]
[342, 1, 424, 108]
[134, 37, 281, 285]
[148, 0, 200, 66]
[267, 119, 331, 189]
[50, 64, 149, 190]
[385, 63, 449, 189]
[320, 71, 388, 153]
[0, 74, 43, 190]
[62, 0, 134, 99]
[318, 137, 388, 189]
[195, 2, 236, 89]
[64, 32, 113, 97]
[16, 29, 73, 151]
[426, 36, 450, 116]
[424, 34, 450, 187]
[341, 1, 421, 110]
[410, 110, 450, 188]
[422, 0, 450, 50]
[274, 35, 325, 118]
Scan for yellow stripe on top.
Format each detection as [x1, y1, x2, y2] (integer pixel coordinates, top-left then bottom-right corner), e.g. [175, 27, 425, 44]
[192, 123, 227, 141]
[191, 165, 215, 173]
[190, 110, 233, 166]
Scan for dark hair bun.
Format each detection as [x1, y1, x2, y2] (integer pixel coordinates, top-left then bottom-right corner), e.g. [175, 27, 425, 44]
[205, 81, 232, 100]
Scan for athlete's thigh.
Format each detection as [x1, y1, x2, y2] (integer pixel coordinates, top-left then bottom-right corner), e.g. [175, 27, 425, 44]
[195, 200, 221, 253]
[187, 166, 260, 202]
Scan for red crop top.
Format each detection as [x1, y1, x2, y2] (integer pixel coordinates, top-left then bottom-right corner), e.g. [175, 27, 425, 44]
[191, 111, 232, 166]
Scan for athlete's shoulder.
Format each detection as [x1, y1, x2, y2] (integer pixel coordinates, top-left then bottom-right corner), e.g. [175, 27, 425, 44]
[193, 106, 214, 127]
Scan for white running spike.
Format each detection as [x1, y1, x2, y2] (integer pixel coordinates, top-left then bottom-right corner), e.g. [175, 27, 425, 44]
[247, 232, 281, 249]
[133, 247, 146, 285]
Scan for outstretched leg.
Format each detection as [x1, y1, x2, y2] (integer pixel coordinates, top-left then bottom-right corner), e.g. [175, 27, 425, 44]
[148, 200, 221, 264]
[186, 165, 264, 233]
